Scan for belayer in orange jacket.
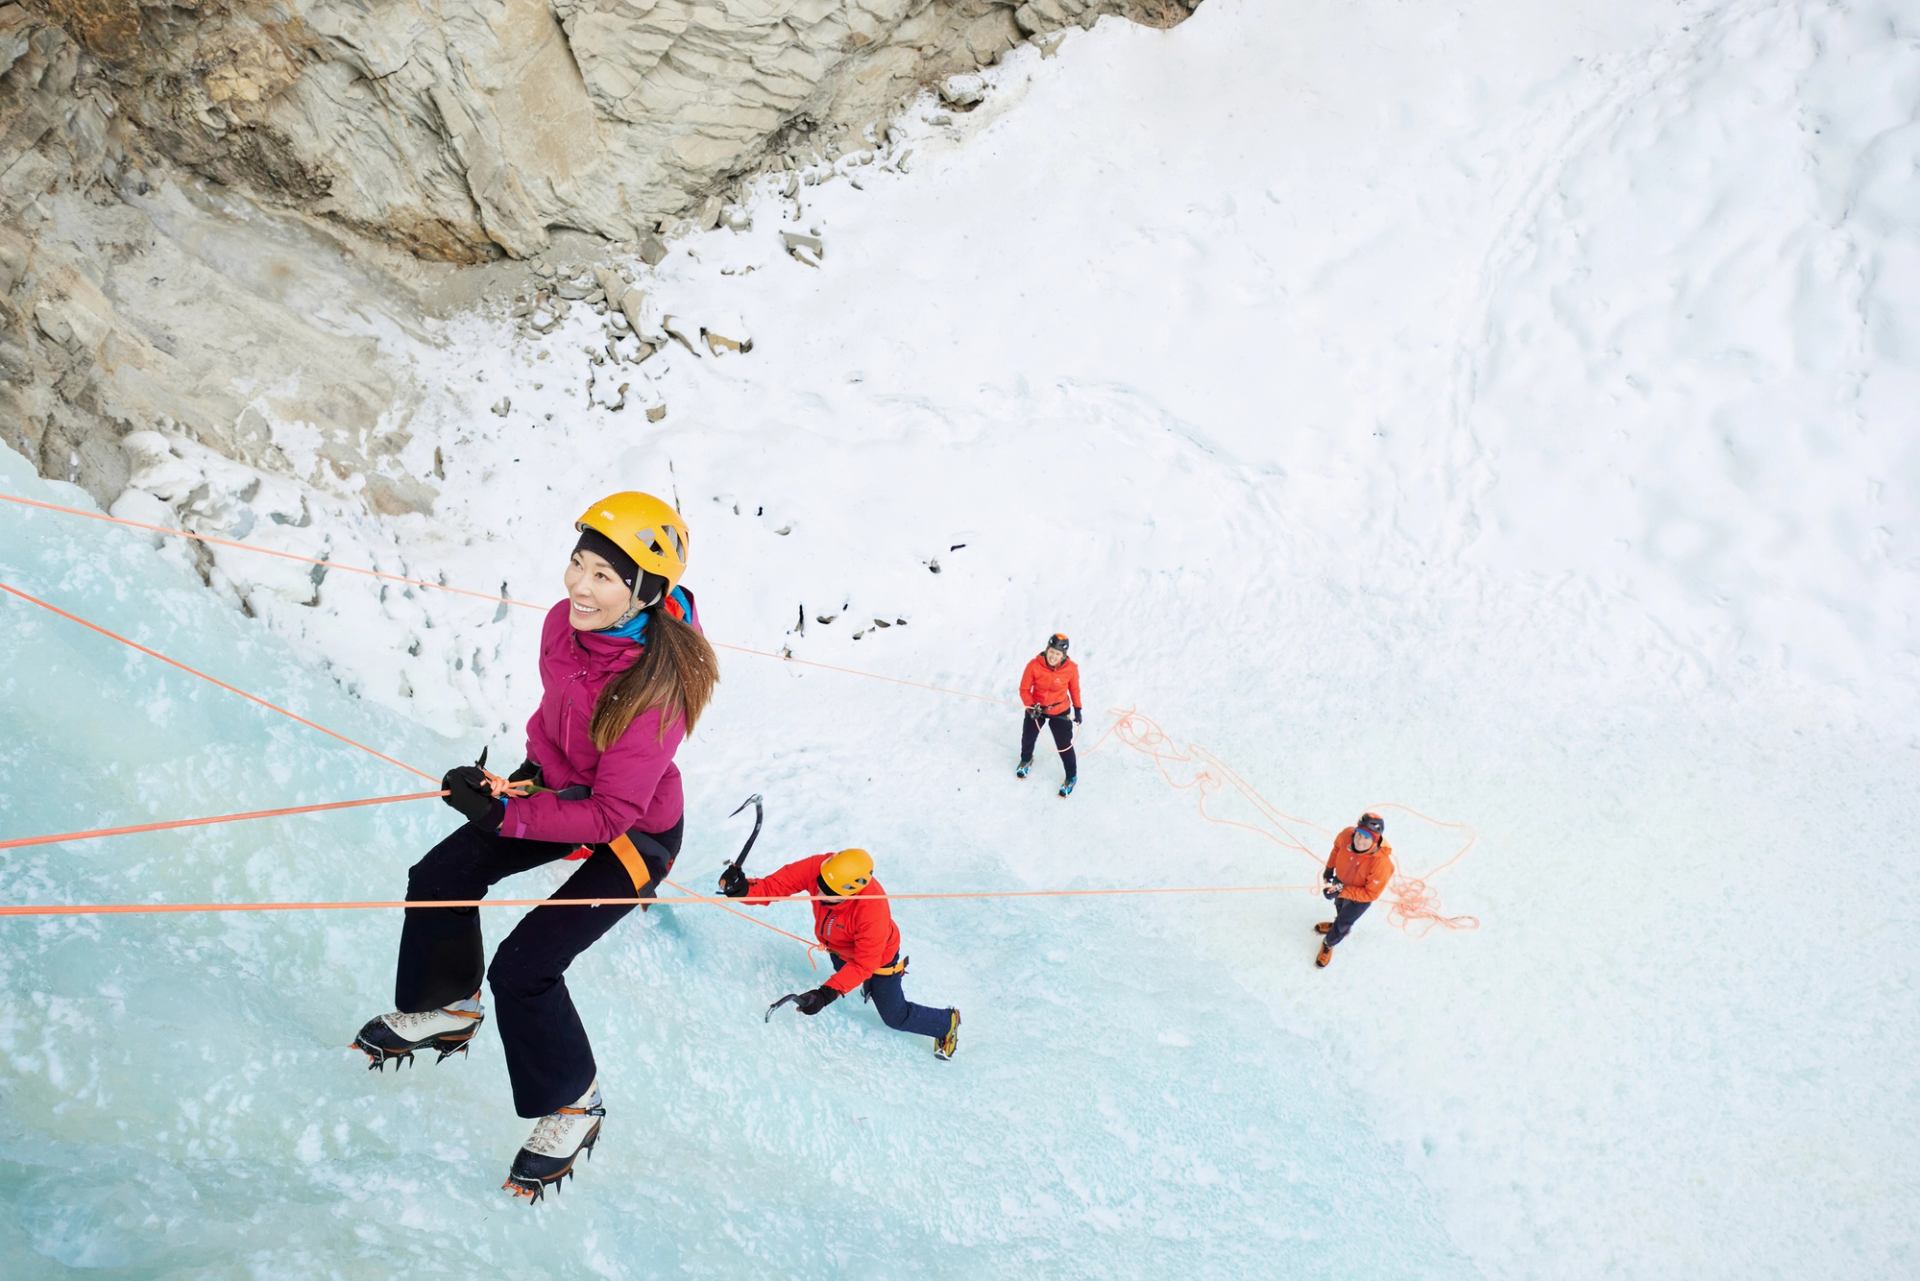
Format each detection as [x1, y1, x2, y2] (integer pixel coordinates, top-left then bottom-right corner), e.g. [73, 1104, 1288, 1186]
[1315, 812, 1394, 968]
[722, 849, 962, 1060]
[1017, 632, 1082, 797]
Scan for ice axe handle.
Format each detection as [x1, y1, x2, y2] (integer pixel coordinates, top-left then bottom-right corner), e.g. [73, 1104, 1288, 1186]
[726, 793, 764, 876]
[764, 993, 801, 1024]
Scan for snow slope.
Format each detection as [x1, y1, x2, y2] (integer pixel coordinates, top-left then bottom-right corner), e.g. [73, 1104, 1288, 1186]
[4, 0, 1918, 1276]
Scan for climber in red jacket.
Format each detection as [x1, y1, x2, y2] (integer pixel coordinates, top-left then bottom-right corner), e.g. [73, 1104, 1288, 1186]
[1315, 812, 1395, 968]
[723, 849, 962, 1060]
[1017, 631, 1082, 797]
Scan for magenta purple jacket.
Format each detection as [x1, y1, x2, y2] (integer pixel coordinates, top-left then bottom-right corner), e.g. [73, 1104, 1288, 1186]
[498, 592, 699, 845]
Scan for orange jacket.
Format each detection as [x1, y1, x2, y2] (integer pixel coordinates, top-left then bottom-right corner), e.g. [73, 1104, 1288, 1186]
[1323, 828, 1394, 903]
[1020, 654, 1081, 717]
[746, 853, 903, 995]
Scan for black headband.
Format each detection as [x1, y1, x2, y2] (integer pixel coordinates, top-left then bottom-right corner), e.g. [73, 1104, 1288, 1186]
[574, 528, 640, 589]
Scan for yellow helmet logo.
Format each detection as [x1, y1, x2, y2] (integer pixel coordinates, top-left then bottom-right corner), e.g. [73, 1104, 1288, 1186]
[820, 848, 874, 897]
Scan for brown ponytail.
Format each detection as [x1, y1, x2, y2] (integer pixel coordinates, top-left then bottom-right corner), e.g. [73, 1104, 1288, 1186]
[589, 605, 719, 748]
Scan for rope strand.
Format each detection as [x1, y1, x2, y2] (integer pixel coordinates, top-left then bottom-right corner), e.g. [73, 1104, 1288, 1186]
[1, 582, 435, 782]
[0, 882, 1321, 918]
[0, 792, 444, 851]
[3, 494, 1480, 938]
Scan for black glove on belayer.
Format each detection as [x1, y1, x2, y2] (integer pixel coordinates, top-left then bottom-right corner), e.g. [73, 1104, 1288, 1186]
[719, 864, 749, 898]
[793, 987, 841, 1016]
[441, 749, 503, 827]
[1073, 707, 1083, 725]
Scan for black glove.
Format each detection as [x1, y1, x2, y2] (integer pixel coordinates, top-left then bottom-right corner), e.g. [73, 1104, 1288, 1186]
[507, 759, 542, 789]
[719, 864, 749, 898]
[1322, 877, 1344, 901]
[793, 986, 841, 1016]
[1073, 707, 1083, 724]
[441, 765, 502, 826]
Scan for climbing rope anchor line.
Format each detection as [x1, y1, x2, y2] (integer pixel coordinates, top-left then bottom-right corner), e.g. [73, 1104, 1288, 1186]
[0, 883, 1324, 919]
[0, 492, 1019, 710]
[0, 792, 445, 851]
[1087, 707, 1480, 934]
[0, 574, 814, 956]
[2, 493, 1479, 933]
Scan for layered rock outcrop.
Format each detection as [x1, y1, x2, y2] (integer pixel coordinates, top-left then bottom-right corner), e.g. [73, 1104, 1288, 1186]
[1, 0, 1198, 507]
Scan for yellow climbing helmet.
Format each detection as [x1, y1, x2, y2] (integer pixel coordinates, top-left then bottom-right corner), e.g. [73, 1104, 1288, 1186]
[820, 848, 874, 897]
[575, 492, 691, 593]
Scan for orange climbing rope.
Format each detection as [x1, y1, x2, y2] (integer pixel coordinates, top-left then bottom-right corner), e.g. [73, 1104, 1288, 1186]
[0, 883, 1322, 918]
[0, 575, 822, 957]
[0, 494, 516, 606]
[0, 792, 444, 851]
[0, 493, 1018, 708]
[1088, 708, 1479, 935]
[0, 581, 435, 782]
[2, 493, 1479, 935]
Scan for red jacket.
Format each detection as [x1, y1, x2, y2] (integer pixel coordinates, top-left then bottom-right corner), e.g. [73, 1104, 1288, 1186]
[746, 853, 903, 995]
[1324, 827, 1394, 903]
[1020, 653, 1081, 717]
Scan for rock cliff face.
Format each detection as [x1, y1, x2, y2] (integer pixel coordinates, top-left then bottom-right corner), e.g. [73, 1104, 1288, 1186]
[1, 0, 1197, 508]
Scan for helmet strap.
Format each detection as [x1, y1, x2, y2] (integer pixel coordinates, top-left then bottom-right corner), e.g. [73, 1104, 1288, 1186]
[617, 583, 665, 625]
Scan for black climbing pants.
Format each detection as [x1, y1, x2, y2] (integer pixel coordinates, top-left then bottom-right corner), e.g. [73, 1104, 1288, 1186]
[394, 816, 681, 1117]
[1020, 711, 1077, 781]
[1326, 896, 1373, 947]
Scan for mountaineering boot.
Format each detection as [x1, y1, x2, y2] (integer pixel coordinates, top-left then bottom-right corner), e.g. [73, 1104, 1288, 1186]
[1015, 759, 1032, 778]
[1315, 943, 1334, 968]
[351, 993, 484, 1069]
[503, 1080, 605, 1204]
[934, 1009, 962, 1061]
[1314, 922, 1334, 935]
[1058, 776, 1076, 798]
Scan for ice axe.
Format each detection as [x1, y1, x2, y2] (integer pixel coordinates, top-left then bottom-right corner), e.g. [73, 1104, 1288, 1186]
[719, 793, 763, 892]
[764, 993, 802, 1023]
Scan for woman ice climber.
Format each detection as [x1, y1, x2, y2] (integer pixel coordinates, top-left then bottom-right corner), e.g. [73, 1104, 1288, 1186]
[351, 492, 717, 1202]
[1315, 812, 1394, 968]
[722, 848, 962, 1060]
[1017, 631, 1082, 796]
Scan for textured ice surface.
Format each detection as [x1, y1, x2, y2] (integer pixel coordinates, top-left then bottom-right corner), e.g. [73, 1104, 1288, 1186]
[5, 0, 1919, 1275]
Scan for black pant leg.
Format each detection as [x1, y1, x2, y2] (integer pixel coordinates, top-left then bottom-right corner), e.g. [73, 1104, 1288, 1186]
[1327, 896, 1373, 946]
[395, 822, 576, 1011]
[1049, 714, 1077, 779]
[1019, 713, 1041, 761]
[488, 820, 684, 1117]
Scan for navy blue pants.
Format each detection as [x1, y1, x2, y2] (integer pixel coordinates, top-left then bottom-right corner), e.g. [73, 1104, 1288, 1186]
[395, 817, 681, 1117]
[1020, 711, 1077, 780]
[1326, 896, 1372, 947]
[832, 955, 951, 1040]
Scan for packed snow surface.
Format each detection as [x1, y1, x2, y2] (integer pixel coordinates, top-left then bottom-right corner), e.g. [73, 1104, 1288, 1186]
[4, 0, 1917, 1277]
